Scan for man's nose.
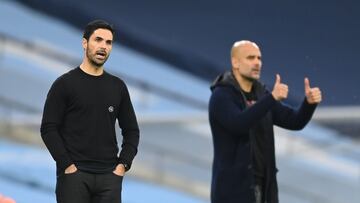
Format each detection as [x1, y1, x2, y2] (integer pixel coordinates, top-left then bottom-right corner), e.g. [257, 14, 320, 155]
[255, 58, 262, 66]
[99, 41, 108, 49]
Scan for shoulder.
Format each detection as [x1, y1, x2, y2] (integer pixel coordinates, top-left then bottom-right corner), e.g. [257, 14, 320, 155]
[51, 71, 69, 88]
[209, 86, 242, 110]
[54, 68, 77, 83]
[104, 71, 128, 90]
[50, 68, 79, 93]
[107, 71, 125, 83]
[210, 86, 237, 101]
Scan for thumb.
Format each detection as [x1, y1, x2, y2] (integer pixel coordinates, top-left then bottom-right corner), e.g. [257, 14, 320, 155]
[275, 74, 281, 85]
[304, 77, 311, 91]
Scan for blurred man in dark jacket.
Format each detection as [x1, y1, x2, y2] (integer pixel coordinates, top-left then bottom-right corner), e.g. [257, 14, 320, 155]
[209, 40, 322, 203]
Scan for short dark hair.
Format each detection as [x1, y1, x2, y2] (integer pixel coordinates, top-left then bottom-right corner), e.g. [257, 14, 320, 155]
[83, 19, 115, 41]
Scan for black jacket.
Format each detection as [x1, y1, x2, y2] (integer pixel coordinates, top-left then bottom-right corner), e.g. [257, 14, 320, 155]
[208, 72, 317, 203]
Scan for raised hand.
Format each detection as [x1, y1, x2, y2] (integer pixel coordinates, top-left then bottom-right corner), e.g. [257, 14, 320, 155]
[272, 74, 288, 101]
[304, 77, 322, 104]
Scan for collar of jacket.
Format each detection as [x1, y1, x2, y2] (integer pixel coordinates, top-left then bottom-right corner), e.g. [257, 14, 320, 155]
[210, 71, 266, 105]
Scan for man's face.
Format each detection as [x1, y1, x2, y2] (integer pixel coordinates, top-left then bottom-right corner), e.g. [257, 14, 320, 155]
[232, 43, 262, 81]
[83, 28, 113, 67]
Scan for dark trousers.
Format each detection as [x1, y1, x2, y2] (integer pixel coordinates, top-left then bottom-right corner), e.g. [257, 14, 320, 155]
[56, 170, 123, 203]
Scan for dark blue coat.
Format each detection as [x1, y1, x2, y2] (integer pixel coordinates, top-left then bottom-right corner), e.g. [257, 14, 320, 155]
[209, 72, 317, 203]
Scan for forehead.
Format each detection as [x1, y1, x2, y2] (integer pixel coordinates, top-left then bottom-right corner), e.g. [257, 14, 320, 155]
[90, 28, 113, 40]
[238, 44, 261, 57]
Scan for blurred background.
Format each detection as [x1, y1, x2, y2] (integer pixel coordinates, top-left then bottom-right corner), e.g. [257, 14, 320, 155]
[0, 0, 359, 202]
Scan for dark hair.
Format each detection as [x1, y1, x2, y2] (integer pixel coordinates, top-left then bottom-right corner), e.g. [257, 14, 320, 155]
[83, 19, 115, 41]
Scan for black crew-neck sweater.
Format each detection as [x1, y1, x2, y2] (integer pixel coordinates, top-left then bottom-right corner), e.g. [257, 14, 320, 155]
[40, 67, 139, 175]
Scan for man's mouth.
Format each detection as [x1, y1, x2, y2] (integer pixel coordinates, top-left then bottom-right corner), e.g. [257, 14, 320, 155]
[95, 51, 106, 59]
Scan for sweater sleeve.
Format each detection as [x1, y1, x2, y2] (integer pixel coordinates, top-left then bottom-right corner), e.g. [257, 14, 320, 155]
[117, 83, 140, 171]
[40, 78, 73, 171]
[272, 98, 317, 130]
[209, 87, 277, 135]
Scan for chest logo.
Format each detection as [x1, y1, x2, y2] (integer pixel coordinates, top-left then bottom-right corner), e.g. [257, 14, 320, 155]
[108, 106, 114, 113]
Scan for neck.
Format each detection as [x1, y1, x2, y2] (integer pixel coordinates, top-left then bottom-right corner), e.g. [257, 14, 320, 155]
[80, 60, 103, 76]
[232, 70, 253, 92]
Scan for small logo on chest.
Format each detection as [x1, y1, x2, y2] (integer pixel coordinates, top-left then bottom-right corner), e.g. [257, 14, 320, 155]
[108, 106, 114, 113]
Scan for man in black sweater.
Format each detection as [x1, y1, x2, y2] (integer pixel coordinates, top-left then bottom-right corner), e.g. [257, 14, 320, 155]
[209, 40, 322, 203]
[40, 20, 139, 203]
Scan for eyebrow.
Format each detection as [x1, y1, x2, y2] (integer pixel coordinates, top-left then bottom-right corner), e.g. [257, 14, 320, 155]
[94, 36, 113, 43]
[247, 55, 262, 59]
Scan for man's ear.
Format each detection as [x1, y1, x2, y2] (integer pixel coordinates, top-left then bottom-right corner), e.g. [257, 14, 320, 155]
[231, 57, 238, 69]
[82, 38, 87, 50]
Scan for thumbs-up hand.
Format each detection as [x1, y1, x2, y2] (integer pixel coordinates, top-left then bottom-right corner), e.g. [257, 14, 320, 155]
[304, 77, 322, 104]
[272, 74, 288, 101]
